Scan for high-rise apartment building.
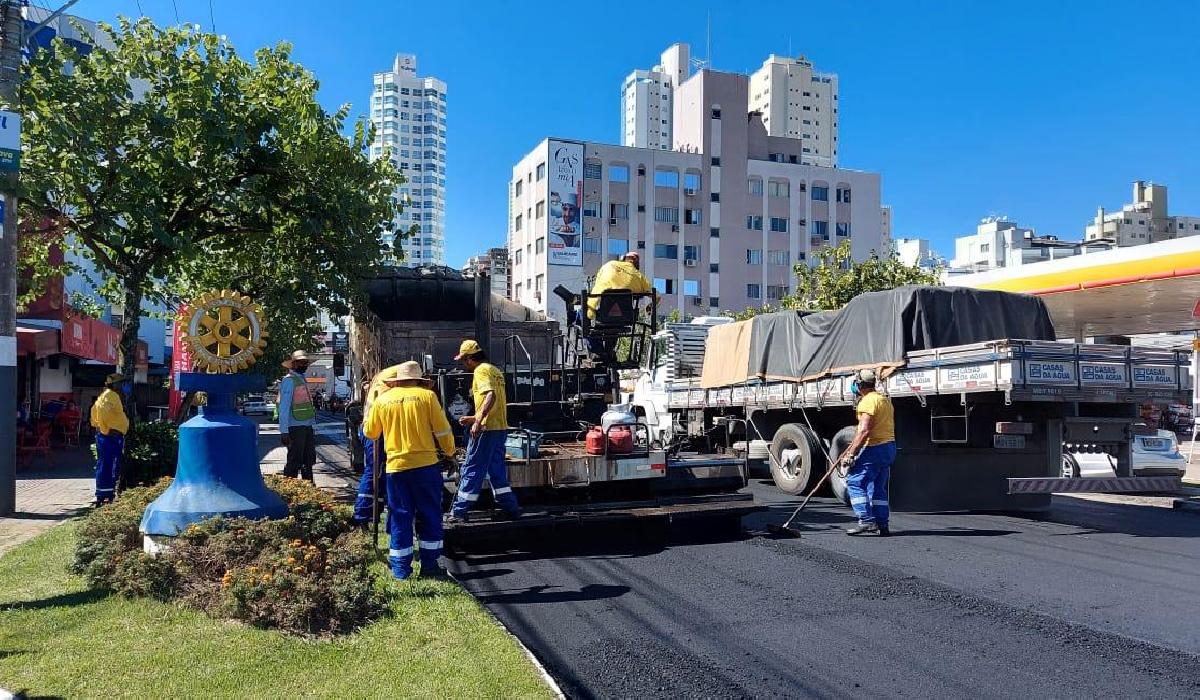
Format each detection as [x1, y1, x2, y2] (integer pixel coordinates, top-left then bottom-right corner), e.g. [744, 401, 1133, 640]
[463, 247, 511, 298]
[748, 54, 839, 167]
[511, 70, 883, 325]
[369, 54, 447, 266]
[621, 43, 691, 151]
[1085, 180, 1200, 247]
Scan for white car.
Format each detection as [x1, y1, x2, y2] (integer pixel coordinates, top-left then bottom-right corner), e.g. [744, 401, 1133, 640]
[1064, 428, 1187, 478]
[241, 400, 276, 416]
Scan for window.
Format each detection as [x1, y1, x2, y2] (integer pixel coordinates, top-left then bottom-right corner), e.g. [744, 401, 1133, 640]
[514, 214, 523, 231]
[980, 243, 990, 253]
[610, 164, 630, 183]
[610, 203, 629, 220]
[654, 278, 675, 294]
[711, 107, 721, 119]
[513, 180, 523, 198]
[584, 162, 602, 179]
[812, 186, 829, 201]
[710, 192, 720, 202]
[711, 157, 721, 167]
[535, 163, 546, 181]
[710, 227, 720, 238]
[836, 222, 851, 237]
[746, 283, 762, 299]
[768, 181, 789, 198]
[746, 249, 763, 265]
[535, 237, 545, 254]
[654, 169, 680, 188]
[684, 173, 701, 191]
[608, 238, 629, 258]
[709, 263, 719, 273]
[583, 237, 601, 254]
[767, 285, 788, 301]
[685, 209, 702, 225]
[515, 282, 522, 298]
[709, 296, 720, 307]
[683, 279, 700, 297]
[514, 249, 523, 265]
[746, 215, 764, 231]
[748, 179, 764, 196]
[769, 217, 789, 233]
[654, 244, 679, 259]
[654, 206, 679, 223]
[836, 187, 852, 203]
[535, 200, 545, 218]
[812, 220, 829, 239]
[768, 250, 790, 266]
[684, 245, 699, 261]
[535, 274, 544, 296]
[583, 199, 600, 218]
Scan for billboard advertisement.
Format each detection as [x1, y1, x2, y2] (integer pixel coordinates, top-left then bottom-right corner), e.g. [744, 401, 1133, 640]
[547, 140, 583, 266]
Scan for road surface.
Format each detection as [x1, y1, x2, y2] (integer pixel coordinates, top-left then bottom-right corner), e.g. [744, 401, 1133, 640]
[446, 481, 1200, 698]
[312, 426, 1200, 697]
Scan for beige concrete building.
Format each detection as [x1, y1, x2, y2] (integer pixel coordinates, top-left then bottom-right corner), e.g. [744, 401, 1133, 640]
[621, 43, 691, 151]
[462, 247, 511, 298]
[1085, 180, 1200, 247]
[748, 54, 839, 167]
[510, 70, 883, 325]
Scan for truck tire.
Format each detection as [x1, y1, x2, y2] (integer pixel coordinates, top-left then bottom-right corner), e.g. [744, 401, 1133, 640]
[769, 423, 823, 495]
[1061, 453, 1081, 478]
[828, 426, 858, 505]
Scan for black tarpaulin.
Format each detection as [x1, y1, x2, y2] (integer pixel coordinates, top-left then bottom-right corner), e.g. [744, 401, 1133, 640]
[744, 286, 1056, 383]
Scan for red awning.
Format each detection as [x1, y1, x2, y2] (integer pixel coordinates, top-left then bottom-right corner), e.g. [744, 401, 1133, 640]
[60, 315, 120, 364]
[17, 327, 59, 359]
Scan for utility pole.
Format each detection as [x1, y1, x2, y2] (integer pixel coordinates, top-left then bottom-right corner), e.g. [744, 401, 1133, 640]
[0, 1, 22, 516]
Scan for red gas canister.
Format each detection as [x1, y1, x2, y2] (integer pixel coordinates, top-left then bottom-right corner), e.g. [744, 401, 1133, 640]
[608, 425, 634, 454]
[585, 426, 606, 455]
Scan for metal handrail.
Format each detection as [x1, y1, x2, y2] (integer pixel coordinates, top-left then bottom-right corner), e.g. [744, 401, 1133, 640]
[506, 334, 536, 404]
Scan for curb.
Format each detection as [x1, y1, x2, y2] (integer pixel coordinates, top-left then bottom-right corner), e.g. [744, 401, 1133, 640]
[1173, 498, 1200, 513]
[469, 586, 565, 699]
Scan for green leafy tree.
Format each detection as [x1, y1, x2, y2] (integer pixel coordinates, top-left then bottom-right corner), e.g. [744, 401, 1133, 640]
[18, 19, 403, 382]
[726, 241, 943, 319]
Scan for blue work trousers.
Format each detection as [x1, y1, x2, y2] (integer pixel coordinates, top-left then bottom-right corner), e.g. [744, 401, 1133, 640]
[94, 432, 124, 504]
[846, 442, 895, 526]
[352, 429, 383, 524]
[385, 465, 444, 579]
[452, 429, 519, 517]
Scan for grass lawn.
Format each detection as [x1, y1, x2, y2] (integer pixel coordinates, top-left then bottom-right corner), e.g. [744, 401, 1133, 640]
[0, 523, 553, 698]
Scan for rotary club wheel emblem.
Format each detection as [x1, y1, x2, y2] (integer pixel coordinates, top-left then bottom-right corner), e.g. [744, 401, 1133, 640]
[180, 290, 269, 373]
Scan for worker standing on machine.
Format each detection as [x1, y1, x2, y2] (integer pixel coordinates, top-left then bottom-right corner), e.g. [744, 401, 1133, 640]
[837, 369, 896, 537]
[362, 361, 454, 580]
[446, 340, 521, 523]
[585, 251, 653, 319]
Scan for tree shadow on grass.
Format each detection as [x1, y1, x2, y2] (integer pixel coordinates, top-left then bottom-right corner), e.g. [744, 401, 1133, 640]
[0, 588, 106, 612]
[10, 690, 66, 700]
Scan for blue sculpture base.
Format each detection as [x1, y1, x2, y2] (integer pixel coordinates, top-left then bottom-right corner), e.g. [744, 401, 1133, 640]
[140, 372, 288, 536]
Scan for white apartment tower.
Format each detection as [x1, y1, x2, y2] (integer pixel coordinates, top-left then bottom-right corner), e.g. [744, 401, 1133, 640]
[621, 43, 691, 150]
[748, 54, 839, 167]
[369, 54, 448, 266]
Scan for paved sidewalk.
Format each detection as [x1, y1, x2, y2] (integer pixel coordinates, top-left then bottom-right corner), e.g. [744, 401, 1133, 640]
[257, 414, 359, 499]
[0, 446, 94, 558]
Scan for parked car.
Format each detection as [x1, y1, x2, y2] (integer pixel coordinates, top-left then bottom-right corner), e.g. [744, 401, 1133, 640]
[241, 400, 276, 417]
[1064, 427, 1187, 478]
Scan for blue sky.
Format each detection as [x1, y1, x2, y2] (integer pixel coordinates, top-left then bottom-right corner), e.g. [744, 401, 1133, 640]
[77, 0, 1200, 266]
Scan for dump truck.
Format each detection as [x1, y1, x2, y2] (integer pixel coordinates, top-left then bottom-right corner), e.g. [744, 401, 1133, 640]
[628, 286, 1191, 512]
[349, 268, 759, 540]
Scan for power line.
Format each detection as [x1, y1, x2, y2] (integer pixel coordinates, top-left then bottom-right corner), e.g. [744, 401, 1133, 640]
[208, 0, 216, 33]
[134, 0, 144, 17]
[171, 0, 179, 23]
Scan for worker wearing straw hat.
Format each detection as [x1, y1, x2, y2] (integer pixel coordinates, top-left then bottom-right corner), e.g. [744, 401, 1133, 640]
[362, 361, 454, 580]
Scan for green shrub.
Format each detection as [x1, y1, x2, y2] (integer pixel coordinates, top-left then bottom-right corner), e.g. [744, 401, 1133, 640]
[119, 421, 180, 489]
[72, 477, 389, 637]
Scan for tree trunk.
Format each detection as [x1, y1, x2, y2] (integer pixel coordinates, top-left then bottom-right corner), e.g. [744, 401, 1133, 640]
[118, 278, 144, 422]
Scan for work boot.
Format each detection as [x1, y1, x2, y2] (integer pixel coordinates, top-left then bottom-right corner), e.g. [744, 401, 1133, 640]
[846, 522, 879, 536]
[877, 523, 891, 537]
[494, 508, 523, 521]
[443, 512, 469, 525]
[422, 566, 454, 582]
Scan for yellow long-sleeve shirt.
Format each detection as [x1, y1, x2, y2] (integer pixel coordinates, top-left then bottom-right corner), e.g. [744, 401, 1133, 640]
[362, 385, 455, 473]
[587, 260, 654, 317]
[90, 388, 129, 436]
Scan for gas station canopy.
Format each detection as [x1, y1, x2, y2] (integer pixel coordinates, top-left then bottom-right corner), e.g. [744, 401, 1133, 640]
[948, 236, 1200, 339]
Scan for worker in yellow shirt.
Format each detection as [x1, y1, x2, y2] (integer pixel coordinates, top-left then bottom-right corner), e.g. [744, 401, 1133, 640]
[586, 251, 654, 319]
[447, 340, 521, 522]
[90, 373, 130, 505]
[836, 369, 896, 537]
[362, 361, 454, 580]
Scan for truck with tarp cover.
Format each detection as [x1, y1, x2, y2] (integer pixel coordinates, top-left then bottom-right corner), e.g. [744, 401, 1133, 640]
[630, 286, 1190, 511]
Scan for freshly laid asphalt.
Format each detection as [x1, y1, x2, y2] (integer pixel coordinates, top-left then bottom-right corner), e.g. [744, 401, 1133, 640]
[445, 480, 1200, 698]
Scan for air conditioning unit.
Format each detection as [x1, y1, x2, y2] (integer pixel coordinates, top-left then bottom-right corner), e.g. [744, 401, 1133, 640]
[684, 259, 697, 267]
[671, 224, 680, 232]
[609, 218, 618, 225]
[684, 187, 697, 196]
